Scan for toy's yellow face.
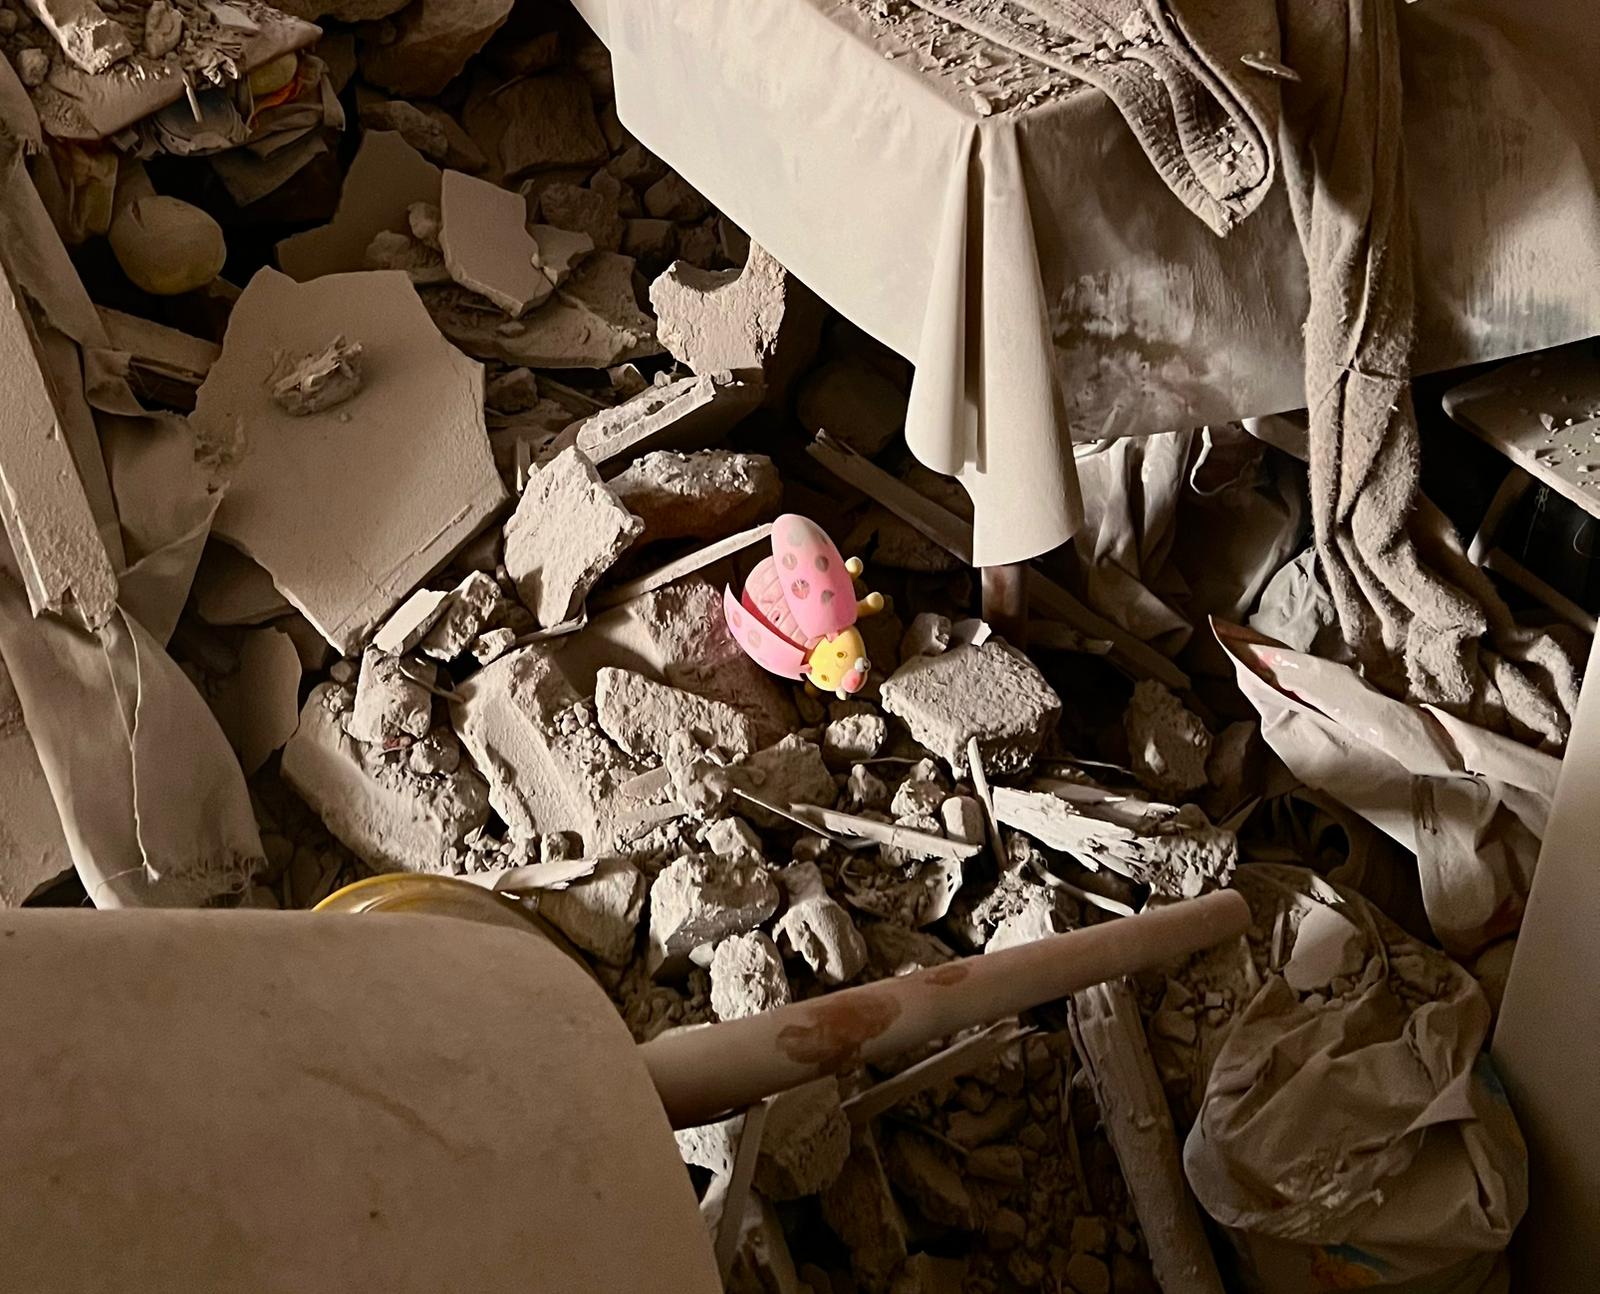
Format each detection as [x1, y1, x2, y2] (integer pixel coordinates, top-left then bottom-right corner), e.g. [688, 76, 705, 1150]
[805, 628, 870, 699]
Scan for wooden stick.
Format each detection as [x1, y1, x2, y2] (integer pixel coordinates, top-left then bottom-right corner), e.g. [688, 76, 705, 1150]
[1070, 979, 1226, 1294]
[592, 523, 774, 610]
[642, 890, 1249, 1128]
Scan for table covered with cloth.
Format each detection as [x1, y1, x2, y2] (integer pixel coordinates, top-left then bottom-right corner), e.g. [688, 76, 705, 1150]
[569, 0, 1600, 566]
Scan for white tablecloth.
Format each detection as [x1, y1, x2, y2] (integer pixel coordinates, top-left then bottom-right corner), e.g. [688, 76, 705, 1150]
[573, 0, 1600, 565]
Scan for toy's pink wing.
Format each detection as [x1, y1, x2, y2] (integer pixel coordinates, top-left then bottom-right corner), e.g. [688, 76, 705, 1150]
[724, 584, 806, 679]
[771, 514, 856, 641]
[742, 556, 804, 643]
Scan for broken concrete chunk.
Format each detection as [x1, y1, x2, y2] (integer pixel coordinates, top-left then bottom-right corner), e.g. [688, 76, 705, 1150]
[650, 243, 799, 379]
[528, 224, 595, 288]
[109, 195, 226, 296]
[408, 200, 442, 247]
[358, 94, 451, 162]
[504, 446, 642, 627]
[880, 643, 1060, 777]
[465, 74, 609, 178]
[142, 0, 182, 58]
[485, 367, 539, 413]
[755, 1077, 852, 1201]
[426, 252, 658, 369]
[268, 335, 364, 416]
[535, 180, 624, 253]
[439, 170, 553, 318]
[23, 0, 133, 74]
[198, 269, 507, 656]
[283, 684, 490, 873]
[451, 645, 638, 852]
[1125, 680, 1212, 799]
[884, 1131, 974, 1229]
[622, 217, 675, 264]
[537, 856, 646, 966]
[573, 373, 764, 468]
[796, 358, 907, 458]
[407, 728, 461, 776]
[643, 171, 710, 223]
[710, 930, 791, 1021]
[736, 735, 838, 821]
[419, 571, 505, 660]
[862, 922, 956, 977]
[595, 666, 757, 763]
[675, 1115, 739, 1178]
[820, 1128, 909, 1293]
[348, 648, 435, 746]
[357, 0, 516, 96]
[648, 852, 780, 973]
[607, 450, 781, 545]
[774, 861, 868, 985]
[822, 713, 888, 766]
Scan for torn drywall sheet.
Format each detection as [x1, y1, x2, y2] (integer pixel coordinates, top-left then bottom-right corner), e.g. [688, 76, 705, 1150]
[194, 267, 507, 654]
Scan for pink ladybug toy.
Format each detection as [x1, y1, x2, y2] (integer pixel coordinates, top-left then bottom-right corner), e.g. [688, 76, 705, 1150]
[724, 514, 887, 700]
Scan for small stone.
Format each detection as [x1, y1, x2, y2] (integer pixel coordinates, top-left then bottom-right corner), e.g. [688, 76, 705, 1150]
[643, 171, 711, 222]
[901, 612, 953, 660]
[710, 931, 791, 1020]
[702, 816, 762, 858]
[536, 181, 625, 252]
[607, 450, 781, 545]
[143, 0, 183, 57]
[823, 713, 888, 765]
[946, 1097, 1026, 1148]
[884, 1132, 973, 1228]
[471, 627, 517, 665]
[1124, 680, 1212, 799]
[985, 1207, 1027, 1251]
[347, 649, 433, 745]
[407, 729, 461, 776]
[891, 778, 944, 820]
[1070, 1216, 1110, 1256]
[623, 217, 676, 263]
[538, 857, 646, 966]
[774, 861, 868, 984]
[966, 1144, 1026, 1187]
[847, 764, 890, 811]
[1063, 1252, 1111, 1294]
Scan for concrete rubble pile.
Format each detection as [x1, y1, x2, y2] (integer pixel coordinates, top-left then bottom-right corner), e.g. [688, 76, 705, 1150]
[0, 3, 1558, 1293]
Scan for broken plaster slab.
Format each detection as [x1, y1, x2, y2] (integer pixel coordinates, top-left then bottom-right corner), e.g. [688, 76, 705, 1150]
[595, 666, 757, 764]
[357, 0, 515, 98]
[439, 169, 552, 319]
[196, 268, 507, 656]
[574, 372, 764, 471]
[450, 644, 640, 853]
[424, 251, 661, 370]
[503, 445, 641, 628]
[282, 682, 489, 873]
[0, 254, 117, 630]
[277, 132, 441, 282]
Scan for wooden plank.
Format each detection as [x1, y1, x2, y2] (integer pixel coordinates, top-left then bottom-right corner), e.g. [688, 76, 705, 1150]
[1442, 337, 1600, 520]
[805, 433, 1189, 689]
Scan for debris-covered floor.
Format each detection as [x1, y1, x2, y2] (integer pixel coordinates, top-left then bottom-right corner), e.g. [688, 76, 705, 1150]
[0, 1, 1588, 1290]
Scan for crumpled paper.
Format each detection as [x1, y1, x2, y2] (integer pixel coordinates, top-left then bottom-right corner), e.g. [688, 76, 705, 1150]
[1216, 620, 1561, 956]
[1183, 865, 1525, 1294]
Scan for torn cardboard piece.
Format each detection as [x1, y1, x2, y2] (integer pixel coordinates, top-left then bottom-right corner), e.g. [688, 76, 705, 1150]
[195, 267, 507, 655]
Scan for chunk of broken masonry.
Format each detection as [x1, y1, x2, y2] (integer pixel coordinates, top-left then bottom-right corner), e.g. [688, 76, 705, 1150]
[796, 357, 906, 458]
[574, 373, 764, 468]
[465, 74, 609, 178]
[755, 1077, 852, 1201]
[536, 857, 646, 966]
[0, 256, 117, 629]
[607, 450, 781, 545]
[823, 713, 888, 765]
[24, 0, 133, 74]
[197, 269, 507, 655]
[595, 666, 757, 763]
[535, 180, 625, 253]
[820, 1127, 910, 1292]
[268, 336, 364, 416]
[650, 243, 801, 379]
[419, 571, 504, 661]
[885, 1131, 974, 1229]
[1124, 680, 1212, 799]
[880, 643, 1060, 777]
[648, 852, 780, 974]
[426, 252, 659, 369]
[504, 446, 642, 627]
[347, 648, 434, 746]
[357, 0, 515, 96]
[710, 930, 791, 1021]
[774, 861, 868, 984]
[283, 683, 490, 872]
[439, 170, 552, 318]
[450, 645, 637, 851]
